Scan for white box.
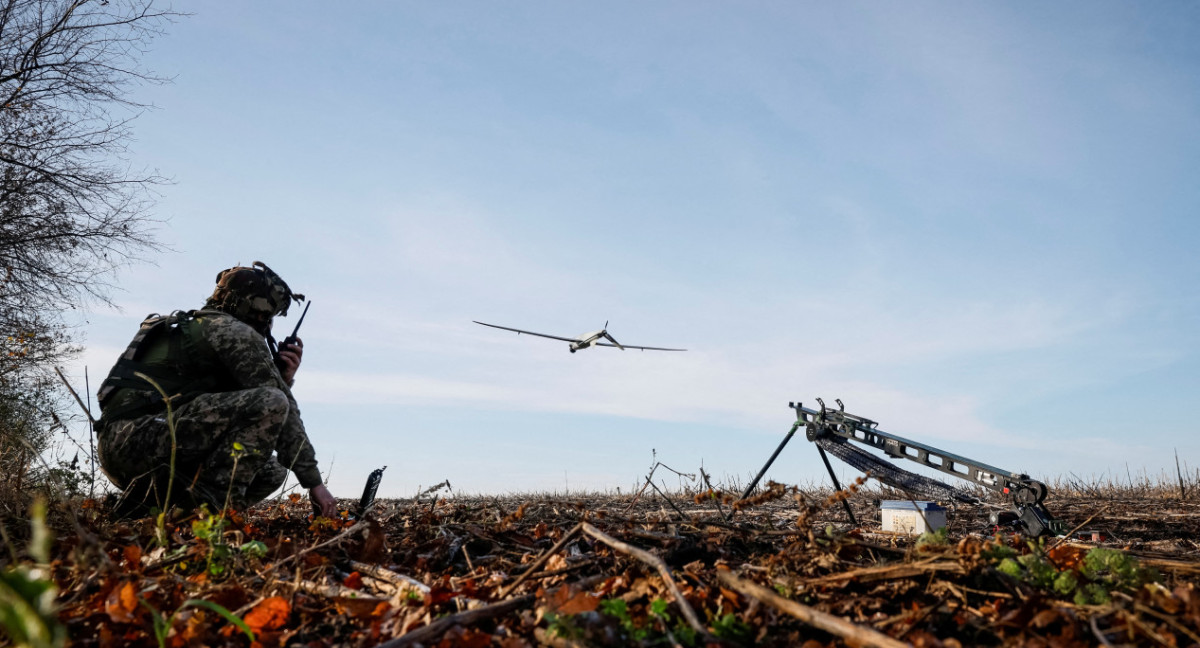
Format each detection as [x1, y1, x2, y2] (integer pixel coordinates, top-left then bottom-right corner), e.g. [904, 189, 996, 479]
[880, 501, 947, 534]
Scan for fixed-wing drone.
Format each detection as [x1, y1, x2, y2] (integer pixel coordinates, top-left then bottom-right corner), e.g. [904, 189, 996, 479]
[473, 321, 686, 353]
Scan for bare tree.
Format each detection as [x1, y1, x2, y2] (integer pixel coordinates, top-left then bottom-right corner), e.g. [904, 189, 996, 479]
[0, 0, 176, 494]
[0, 0, 173, 323]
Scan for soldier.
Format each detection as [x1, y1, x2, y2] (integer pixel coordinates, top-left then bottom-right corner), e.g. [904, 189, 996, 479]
[95, 262, 337, 517]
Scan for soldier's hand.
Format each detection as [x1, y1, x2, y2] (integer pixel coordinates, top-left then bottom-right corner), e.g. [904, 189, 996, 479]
[310, 483, 337, 518]
[279, 338, 303, 385]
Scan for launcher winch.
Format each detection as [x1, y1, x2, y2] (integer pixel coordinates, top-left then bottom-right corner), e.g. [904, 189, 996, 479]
[738, 399, 1064, 537]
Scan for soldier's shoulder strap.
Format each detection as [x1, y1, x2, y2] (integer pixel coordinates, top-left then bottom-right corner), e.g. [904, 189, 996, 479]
[97, 311, 195, 406]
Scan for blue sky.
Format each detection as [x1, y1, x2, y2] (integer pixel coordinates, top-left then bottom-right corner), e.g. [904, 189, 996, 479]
[62, 2, 1200, 499]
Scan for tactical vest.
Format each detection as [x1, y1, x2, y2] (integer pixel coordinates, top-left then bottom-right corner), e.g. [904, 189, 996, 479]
[96, 310, 237, 428]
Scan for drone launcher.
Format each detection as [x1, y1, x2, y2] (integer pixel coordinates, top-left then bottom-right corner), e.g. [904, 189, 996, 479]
[800, 400, 1064, 536]
[740, 400, 1064, 537]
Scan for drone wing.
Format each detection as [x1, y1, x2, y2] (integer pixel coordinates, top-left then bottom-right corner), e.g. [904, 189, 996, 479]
[473, 321, 579, 343]
[594, 342, 686, 351]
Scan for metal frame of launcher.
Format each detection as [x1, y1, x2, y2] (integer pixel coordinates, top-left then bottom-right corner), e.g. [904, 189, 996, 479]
[737, 400, 1065, 537]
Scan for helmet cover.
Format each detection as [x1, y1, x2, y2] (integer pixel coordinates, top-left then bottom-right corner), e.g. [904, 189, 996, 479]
[204, 261, 305, 330]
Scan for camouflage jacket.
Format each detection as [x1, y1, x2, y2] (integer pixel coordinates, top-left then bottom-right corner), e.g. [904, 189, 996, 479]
[98, 309, 323, 489]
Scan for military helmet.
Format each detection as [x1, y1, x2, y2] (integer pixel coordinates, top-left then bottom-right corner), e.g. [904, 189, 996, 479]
[204, 261, 304, 330]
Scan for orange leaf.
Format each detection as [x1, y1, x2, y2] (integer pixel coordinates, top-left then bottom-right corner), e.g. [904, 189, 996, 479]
[122, 545, 142, 566]
[440, 626, 493, 648]
[288, 493, 302, 504]
[1031, 608, 1061, 628]
[719, 586, 743, 610]
[545, 583, 600, 615]
[105, 581, 139, 623]
[1047, 544, 1087, 571]
[425, 586, 457, 606]
[243, 596, 291, 634]
[343, 571, 363, 590]
[335, 597, 389, 619]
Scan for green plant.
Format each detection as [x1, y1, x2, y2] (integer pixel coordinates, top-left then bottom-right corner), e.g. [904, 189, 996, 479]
[916, 527, 949, 548]
[191, 506, 233, 577]
[134, 372, 177, 548]
[997, 552, 1058, 589]
[222, 441, 246, 513]
[140, 597, 254, 648]
[648, 597, 698, 646]
[569, 597, 703, 646]
[710, 612, 752, 642]
[1081, 547, 1156, 587]
[598, 598, 650, 641]
[543, 612, 583, 640]
[990, 541, 1159, 606]
[240, 540, 267, 559]
[981, 541, 1018, 563]
[0, 498, 66, 648]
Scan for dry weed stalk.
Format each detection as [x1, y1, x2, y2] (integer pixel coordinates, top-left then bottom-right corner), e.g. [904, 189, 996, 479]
[731, 480, 795, 511]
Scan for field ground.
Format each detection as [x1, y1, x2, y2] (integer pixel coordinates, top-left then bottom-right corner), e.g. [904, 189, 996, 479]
[6, 479, 1200, 647]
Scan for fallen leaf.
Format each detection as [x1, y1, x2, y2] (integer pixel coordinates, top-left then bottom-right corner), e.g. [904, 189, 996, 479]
[105, 581, 138, 623]
[438, 626, 492, 648]
[352, 518, 388, 563]
[335, 597, 389, 619]
[544, 583, 600, 615]
[244, 596, 291, 634]
[719, 586, 743, 610]
[343, 571, 363, 590]
[1031, 608, 1061, 628]
[425, 586, 457, 607]
[1046, 544, 1087, 571]
[544, 554, 568, 572]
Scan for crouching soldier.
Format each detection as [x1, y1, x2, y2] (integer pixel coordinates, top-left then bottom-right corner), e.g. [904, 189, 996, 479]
[95, 262, 337, 517]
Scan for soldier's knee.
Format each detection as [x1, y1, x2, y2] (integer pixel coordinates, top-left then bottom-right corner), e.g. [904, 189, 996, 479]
[257, 388, 290, 423]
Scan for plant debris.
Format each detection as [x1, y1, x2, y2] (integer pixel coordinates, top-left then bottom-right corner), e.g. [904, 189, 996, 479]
[6, 480, 1200, 647]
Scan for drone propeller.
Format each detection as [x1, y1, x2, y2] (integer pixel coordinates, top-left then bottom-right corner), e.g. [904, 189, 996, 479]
[601, 321, 626, 350]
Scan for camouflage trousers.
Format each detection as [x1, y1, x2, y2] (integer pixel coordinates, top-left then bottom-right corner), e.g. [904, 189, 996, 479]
[98, 387, 293, 512]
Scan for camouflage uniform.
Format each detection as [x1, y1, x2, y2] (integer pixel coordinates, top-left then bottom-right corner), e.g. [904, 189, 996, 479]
[96, 263, 322, 512]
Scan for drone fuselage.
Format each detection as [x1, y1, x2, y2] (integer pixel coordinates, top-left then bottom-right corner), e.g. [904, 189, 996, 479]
[569, 331, 605, 352]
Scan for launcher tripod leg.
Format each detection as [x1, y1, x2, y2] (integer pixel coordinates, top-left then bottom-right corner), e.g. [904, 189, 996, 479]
[738, 424, 799, 504]
[817, 444, 858, 526]
[729, 424, 802, 520]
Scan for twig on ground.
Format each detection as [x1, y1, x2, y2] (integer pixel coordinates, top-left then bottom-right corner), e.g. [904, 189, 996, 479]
[1046, 506, 1109, 551]
[803, 558, 963, 585]
[498, 523, 582, 598]
[1090, 613, 1118, 648]
[579, 522, 708, 638]
[373, 594, 535, 648]
[348, 560, 431, 594]
[295, 578, 389, 602]
[624, 461, 696, 514]
[377, 575, 607, 648]
[267, 521, 367, 571]
[717, 569, 909, 648]
[648, 479, 691, 523]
